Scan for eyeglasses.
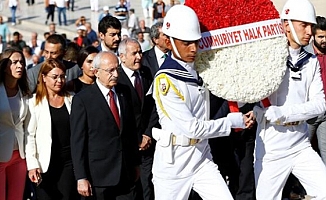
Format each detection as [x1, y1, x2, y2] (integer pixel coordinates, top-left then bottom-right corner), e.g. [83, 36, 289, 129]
[47, 74, 67, 81]
[99, 67, 119, 74]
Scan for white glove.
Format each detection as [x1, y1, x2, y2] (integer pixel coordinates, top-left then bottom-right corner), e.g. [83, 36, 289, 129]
[226, 112, 246, 128]
[265, 106, 285, 124]
[253, 106, 266, 124]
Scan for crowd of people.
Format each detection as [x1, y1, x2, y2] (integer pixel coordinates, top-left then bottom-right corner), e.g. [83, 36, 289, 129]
[0, 0, 166, 60]
[0, 0, 326, 200]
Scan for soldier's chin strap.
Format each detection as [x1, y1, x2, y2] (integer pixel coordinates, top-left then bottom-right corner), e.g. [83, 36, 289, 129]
[288, 19, 302, 46]
[170, 36, 182, 59]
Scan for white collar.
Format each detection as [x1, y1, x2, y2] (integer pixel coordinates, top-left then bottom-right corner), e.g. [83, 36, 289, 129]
[171, 54, 197, 79]
[289, 46, 301, 56]
[288, 46, 302, 63]
[96, 79, 116, 97]
[154, 46, 166, 59]
[121, 64, 137, 78]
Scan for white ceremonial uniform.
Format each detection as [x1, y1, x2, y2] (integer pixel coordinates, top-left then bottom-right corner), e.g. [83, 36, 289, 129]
[151, 55, 245, 200]
[254, 47, 326, 200]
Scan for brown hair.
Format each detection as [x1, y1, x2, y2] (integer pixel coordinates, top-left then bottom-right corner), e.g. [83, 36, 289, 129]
[35, 59, 68, 105]
[0, 48, 30, 96]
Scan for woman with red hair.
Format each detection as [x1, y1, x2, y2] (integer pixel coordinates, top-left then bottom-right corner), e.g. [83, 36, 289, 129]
[26, 59, 77, 199]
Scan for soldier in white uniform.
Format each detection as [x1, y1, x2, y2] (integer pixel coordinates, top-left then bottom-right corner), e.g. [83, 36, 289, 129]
[253, 0, 326, 199]
[151, 5, 254, 200]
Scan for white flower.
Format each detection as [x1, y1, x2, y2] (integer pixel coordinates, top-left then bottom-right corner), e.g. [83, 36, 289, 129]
[196, 36, 288, 103]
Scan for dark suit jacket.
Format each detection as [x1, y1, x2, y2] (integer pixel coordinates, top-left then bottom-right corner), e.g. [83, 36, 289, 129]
[118, 65, 154, 142]
[70, 83, 140, 187]
[141, 48, 159, 78]
[97, 44, 102, 52]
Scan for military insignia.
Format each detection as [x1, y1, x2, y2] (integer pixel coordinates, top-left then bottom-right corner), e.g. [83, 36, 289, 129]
[157, 75, 170, 95]
[285, 9, 290, 15]
[161, 83, 167, 93]
[166, 22, 170, 29]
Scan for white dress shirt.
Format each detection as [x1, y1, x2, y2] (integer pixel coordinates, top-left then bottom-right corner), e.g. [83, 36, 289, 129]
[121, 64, 142, 88]
[154, 46, 168, 68]
[96, 79, 120, 116]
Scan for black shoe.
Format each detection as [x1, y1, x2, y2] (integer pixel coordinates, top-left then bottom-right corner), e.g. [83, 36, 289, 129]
[45, 20, 48, 25]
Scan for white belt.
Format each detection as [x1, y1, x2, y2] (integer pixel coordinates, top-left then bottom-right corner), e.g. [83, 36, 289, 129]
[171, 134, 199, 146]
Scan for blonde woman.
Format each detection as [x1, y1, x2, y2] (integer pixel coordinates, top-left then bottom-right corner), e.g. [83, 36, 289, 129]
[26, 59, 77, 199]
[0, 48, 30, 200]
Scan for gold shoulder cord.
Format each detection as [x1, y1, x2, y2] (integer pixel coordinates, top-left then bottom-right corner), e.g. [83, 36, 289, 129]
[155, 73, 185, 119]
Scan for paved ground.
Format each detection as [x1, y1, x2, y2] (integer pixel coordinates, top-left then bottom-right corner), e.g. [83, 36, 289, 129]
[0, 0, 325, 41]
[0, 0, 147, 41]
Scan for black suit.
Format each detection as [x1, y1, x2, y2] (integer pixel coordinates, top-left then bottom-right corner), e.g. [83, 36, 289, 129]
[70, 82, 140, 199]
[141, 48, 159, 78]
[118, 65, 157, 200]
[118, 65, 153, 141]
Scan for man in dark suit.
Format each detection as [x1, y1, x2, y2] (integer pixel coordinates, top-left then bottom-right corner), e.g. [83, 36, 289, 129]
[118, 38, 157, 200]
[70, 51, 140, 200]
[141, 22, 170, 77]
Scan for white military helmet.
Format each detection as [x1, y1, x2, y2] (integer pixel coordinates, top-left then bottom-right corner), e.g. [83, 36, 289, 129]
[162, 5, 201, 41]
[281, 0, 316, 24]
[281, 0, 316, 46]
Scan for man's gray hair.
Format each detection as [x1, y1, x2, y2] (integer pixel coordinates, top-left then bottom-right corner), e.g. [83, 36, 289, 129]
[150, 22, 163, 44]
[118, 38, 140, 55]
[92, 51, 118, 69]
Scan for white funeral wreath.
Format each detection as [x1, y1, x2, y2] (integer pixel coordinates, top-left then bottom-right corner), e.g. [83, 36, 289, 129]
[196, 36, 288, 103]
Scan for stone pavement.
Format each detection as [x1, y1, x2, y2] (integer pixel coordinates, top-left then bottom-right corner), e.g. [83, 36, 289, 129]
[0, 0, 146, 41]
[0, 0, 325, 42]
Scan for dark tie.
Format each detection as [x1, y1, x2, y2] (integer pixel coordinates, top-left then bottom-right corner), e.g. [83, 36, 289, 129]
[162, 54, 168, 59]
[133, 71, 143, 100]
[196, 71, 203, 86]
[109, 90, 120, 128]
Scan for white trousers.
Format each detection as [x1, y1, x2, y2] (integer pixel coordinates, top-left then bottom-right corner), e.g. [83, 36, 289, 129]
[89, 0, 98, 11]
[153, 160, 233, 200]
[255, 147, 326, 200]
